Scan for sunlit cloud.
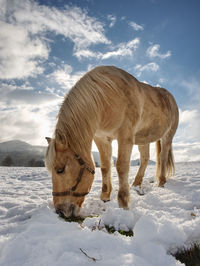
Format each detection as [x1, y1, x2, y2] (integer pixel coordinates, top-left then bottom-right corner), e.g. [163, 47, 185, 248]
[173, 142, 200, 162]
[134, 62, 159, 76]
[0, 22, 48, 79]
[102, 38, 140, 60]
[75, 38, 140, 60]
[175, 109, 200, 143]
[49, 64, 86, 91]
[146, 44, 171, 59]
[0, 81, 61, 145]
[73, 49, 102, 60]
[0, 0, 109, 80]
[0, 104, 59, 145]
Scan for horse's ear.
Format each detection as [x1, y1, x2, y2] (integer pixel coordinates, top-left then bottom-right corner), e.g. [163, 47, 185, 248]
[45, 137, 52, 144]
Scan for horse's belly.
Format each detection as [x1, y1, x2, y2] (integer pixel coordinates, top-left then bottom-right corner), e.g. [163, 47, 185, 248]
[135, 124, 167, 145]
[135, 135, 158, 145]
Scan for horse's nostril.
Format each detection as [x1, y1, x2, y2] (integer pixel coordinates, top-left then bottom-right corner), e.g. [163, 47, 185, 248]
[56, 208, 65, 218]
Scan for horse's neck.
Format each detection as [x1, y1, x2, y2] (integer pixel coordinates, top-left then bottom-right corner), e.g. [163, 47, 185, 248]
[77, 146, 94, 168]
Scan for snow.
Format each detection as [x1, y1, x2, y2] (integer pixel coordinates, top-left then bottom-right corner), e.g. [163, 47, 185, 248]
[0, 163, 200, 266]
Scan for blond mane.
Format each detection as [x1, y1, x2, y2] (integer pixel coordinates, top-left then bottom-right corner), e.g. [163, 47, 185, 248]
[54, 66, 123, 154]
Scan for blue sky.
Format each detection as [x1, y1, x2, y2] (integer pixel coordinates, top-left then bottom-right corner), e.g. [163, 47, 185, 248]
[0, 0, 200, 161]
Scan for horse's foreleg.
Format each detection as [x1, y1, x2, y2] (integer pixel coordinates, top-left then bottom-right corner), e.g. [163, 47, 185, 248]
[94, 136, 112, 202]
[132, 144, 149, 187]
[116, 138, 133, 209]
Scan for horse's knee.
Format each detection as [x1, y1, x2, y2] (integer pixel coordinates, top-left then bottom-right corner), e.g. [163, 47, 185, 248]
[116, 160, 128, 176]
[101, 167, 109, 177]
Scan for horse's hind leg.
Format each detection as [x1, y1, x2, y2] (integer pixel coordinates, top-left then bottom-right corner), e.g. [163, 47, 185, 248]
[94, 136, 112, 202]
[132, 144, 149, 187]
[156, 135, 174, 187]
[116, 137, 133, 209]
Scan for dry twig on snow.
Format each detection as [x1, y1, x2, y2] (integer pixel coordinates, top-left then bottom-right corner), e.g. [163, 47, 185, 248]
[79, 248, 100, 262]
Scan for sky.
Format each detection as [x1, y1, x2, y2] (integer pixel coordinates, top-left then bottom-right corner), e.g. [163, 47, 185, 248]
[0, 0, 200, 162]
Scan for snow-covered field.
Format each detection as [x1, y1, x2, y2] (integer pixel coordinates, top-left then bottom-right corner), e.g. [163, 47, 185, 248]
[0, 163, 200, 266]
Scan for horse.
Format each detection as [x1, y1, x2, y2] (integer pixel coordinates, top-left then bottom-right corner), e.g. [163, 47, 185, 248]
[45, 65, 179, 218]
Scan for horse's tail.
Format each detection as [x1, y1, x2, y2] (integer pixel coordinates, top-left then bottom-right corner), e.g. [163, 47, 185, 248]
[166, 145, 175, 178]
[155, 140, 175, 180]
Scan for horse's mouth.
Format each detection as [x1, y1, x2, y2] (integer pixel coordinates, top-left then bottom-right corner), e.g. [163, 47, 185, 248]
[56, 203, 80, 218]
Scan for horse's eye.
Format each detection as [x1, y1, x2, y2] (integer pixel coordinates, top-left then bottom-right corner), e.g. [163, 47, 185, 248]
[56, 167, 65, 174]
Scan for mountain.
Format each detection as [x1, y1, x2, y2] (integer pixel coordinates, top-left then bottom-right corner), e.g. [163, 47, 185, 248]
[112, 157, 155, 166]
[0, 140, 32, 152]
[94, 154, 155, 167]
[0, 140, 46, 167]
[92, 151, 100, 167]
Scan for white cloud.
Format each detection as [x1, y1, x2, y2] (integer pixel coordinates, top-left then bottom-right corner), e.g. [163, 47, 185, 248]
[0, 22, 48, 79]
[0, 0, 109, 80]
[146, 44, 171, 59]
[0, 105, 57, 146]
[0, 82, 60, 106]
[107, 14, 116, 28]
[0, 80, 61, 145]
[175, 109, 200, 143]
[134, 62, 159, 76]
[74, 38, 140, 61]
[173, 142, 200, 162]
[179, 109, 198, 124]
[129, 21, 144, 31]
[173, 76, 200, 147]
[102, 38, 140, 60]
[12, 2, 109, 49]
[73, 49, 101, 60]
[49, 64, 86, 91]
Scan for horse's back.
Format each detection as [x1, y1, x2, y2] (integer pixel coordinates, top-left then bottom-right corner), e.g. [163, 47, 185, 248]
[91, 66, 178, 144]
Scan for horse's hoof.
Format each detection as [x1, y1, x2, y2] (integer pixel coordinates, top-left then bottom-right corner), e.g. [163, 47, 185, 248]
[102, 199, 110, 203]
[133, 186, 145, 196]
[100, 192, 111, 203]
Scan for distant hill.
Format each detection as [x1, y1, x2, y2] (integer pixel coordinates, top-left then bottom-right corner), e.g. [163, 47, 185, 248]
[0, 140, 32, 152]
[0, 140, 46, 167]
[93, 153, 155, 167]
[112, 157, 155, 166]
[0, 140, 155, 167]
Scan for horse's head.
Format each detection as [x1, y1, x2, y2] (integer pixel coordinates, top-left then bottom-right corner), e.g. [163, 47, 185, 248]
[45, 137, 95, 218]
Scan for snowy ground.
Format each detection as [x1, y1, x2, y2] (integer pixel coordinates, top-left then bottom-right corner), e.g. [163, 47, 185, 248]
[0, 163, 200, 266]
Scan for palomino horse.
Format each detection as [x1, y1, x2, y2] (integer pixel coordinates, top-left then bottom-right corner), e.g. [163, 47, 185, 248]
[45, 66, 179, 218]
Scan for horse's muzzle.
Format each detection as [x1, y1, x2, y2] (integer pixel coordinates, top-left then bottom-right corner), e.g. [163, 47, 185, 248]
[55, 202, 80, 218]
